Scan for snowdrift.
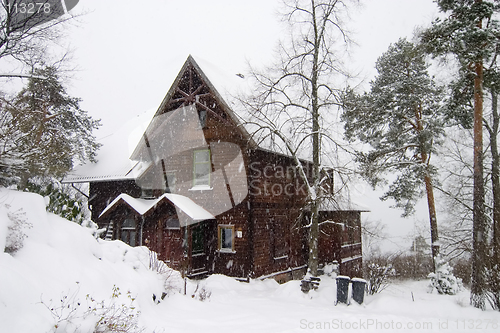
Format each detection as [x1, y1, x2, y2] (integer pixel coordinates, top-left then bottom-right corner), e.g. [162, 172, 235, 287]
[0, 189, 169, 332]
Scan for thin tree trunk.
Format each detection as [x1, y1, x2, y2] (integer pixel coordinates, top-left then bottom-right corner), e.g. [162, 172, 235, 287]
[415, 104, 440, 269]
[491, 91, 500, 264]
[308, 0, 320, 277]
[488, 90, 500, 309]
[423, 172, 439, 264]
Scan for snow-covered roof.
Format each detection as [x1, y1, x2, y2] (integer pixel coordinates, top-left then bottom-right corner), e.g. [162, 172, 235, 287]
[99, 193, 215, 222]
[63, 108, 156, 183]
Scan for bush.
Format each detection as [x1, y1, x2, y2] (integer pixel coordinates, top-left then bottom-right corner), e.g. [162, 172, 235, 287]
[24, 179, 89, 225]
[451, 257, 471, 287]
[42, 284, 144, 333]
[364, 256, 396, 295]
[391, 253, 433, 280]
[4, 204, 32, 254]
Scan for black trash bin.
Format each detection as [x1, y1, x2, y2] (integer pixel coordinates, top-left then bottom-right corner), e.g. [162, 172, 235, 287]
[351, 278, 367, 304]
[336, 276, 350, 304]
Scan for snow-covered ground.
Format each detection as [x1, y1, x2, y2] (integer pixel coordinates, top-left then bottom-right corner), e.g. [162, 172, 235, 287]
[1, 188, 500, 333]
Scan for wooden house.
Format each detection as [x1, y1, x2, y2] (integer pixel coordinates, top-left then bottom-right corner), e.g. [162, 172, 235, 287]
[64, 56, 365, 281]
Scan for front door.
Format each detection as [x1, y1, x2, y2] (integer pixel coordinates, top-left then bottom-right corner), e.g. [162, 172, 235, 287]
[190, 222, 209, 277]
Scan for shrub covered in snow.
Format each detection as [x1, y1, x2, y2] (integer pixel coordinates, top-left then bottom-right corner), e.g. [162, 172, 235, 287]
[42, 284, 143, 333]
[24, 179, 89, 225]
[428, 256, 463, 295]
[364, 256, 396, 295]
[3, 204, 32, 254]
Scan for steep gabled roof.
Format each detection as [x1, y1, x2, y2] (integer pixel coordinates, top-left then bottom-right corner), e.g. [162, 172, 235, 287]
[153, 55, 257, 149]
[63, 55, 255, 183]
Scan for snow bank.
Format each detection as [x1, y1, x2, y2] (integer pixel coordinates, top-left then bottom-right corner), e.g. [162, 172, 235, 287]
[0, 189, 165, 333]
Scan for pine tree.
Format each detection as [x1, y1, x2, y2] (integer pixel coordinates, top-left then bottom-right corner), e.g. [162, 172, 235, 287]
[0, 66, 101, 187]
[420, 0, 499, 309]
[428, 255, 463, 295]
[342, 38, 445, 267]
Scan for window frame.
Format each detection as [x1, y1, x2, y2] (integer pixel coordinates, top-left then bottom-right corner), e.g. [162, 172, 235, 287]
[192, 149, 211, 188]
[198, 109, 207, 128]
[164, 216, 180, 230]
[217, 225, 235, 253]
[120, 216, 137, 246]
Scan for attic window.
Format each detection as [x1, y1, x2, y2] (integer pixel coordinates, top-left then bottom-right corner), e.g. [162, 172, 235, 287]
[198, 109, 207, 128]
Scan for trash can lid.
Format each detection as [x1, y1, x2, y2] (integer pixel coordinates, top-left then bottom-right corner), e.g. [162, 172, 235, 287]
[351, 277, 367, 283]
[336, 275, 350, 280]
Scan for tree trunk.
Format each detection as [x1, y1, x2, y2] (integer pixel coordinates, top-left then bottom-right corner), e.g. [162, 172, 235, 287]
[471, 57, 487, 310]
[423, 171, 439, 265]
[308, 1, 321, 277]
[488, 90, 500, 309]
[491, 91, 500, 264]
[308, 200, 320, 276]
[415, 104, 440, 269]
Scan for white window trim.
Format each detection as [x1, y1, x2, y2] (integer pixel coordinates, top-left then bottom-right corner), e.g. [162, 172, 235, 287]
[193, 149, 211, 188]
[217, 224, 236, 253]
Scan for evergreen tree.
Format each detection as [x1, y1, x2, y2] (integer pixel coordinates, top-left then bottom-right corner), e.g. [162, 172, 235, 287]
[342, 38, 445, 267]
[420, 0, 500, 309]
[0, 66, 101, 187]
[428, 255, 463, 295]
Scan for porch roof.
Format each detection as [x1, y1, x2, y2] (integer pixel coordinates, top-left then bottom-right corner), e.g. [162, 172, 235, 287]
[99, 193, 215, 222]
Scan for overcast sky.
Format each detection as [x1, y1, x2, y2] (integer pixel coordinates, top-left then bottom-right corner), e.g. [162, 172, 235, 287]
[65, 0, 439, 135]
[59, 0, 441, 252]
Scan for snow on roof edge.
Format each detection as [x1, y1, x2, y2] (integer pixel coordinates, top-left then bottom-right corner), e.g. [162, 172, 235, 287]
[99, 193, 215, 222]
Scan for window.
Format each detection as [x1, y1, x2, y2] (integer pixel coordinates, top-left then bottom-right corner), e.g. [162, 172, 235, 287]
[192, 224, 204, 255]
[218, 225, 235, 252]
[165, 217, 180, 229]
[193, 149, 211, 187]
[141, 187, 154, 199]
[198, 109, 207, 128]
[121, 217, 137, 246]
